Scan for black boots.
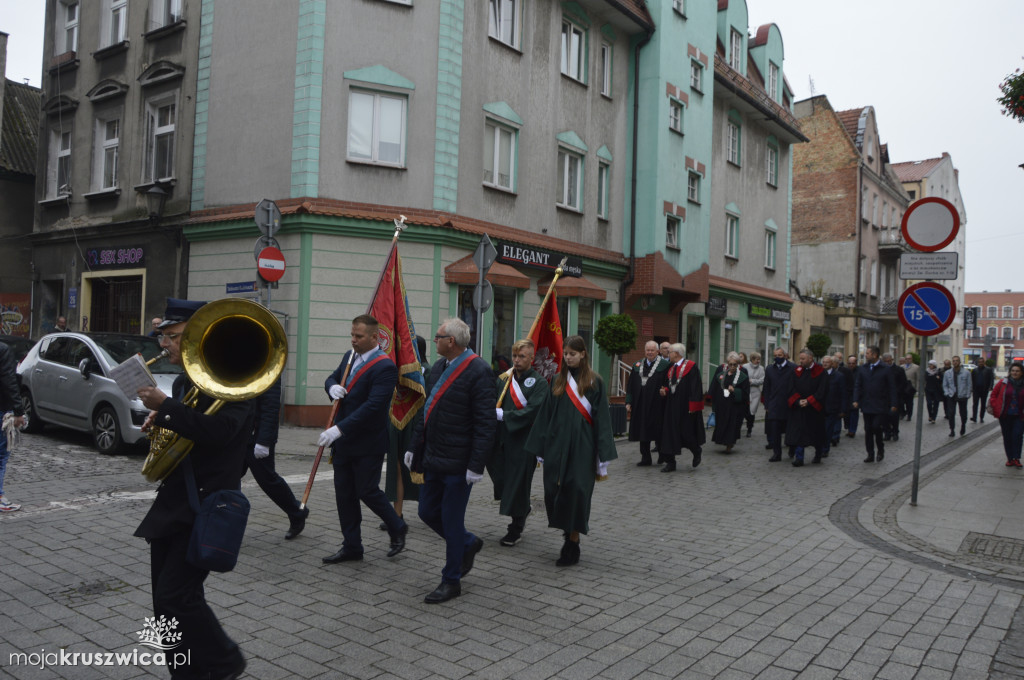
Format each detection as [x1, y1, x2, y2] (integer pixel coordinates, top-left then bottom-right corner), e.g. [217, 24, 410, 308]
[556, 537, 580, 566]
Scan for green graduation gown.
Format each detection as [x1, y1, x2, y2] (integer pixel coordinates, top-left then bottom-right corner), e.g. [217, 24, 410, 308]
[488, 367, 550, 517]
[525, 371, 617, 535]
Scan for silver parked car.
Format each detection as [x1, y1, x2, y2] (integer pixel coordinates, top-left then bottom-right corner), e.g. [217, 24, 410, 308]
[17, 333, 181, 454]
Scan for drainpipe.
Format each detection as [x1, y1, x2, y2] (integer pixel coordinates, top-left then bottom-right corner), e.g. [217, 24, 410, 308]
[619, 23, 655, 313]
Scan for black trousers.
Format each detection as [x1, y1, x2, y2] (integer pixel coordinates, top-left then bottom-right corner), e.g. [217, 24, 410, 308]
[972, 390, 990, 420]
[862, 413, 887, 457]
[945, 397, 969, 432]
[333, 451, 405, 554]
[150, 530, 242, 679]
[242, 444, 303, 520]
[766, 418, 791, 458]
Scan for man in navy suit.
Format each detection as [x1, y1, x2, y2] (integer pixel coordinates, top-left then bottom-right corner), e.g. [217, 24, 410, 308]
[319, 314, 408, 563]
[406, 317, 496, 604]
[763, 347, 795, 462]
[852, 346, 898, 463]
[820, 355, 846, 458]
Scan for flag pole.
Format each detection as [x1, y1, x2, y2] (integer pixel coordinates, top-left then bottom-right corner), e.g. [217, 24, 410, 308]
[302, 215, 411, 508]
[497, 257, 567, 407]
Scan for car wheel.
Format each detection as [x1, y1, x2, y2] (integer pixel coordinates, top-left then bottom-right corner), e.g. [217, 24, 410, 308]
[92, 406, 124, 455]
[20, 389, 44, 434]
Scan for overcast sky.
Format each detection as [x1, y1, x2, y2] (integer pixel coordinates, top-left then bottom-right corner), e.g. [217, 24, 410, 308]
[3, 1, 1022, 292]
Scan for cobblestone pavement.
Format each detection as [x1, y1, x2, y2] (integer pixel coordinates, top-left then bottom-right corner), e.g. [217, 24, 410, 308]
[1, 417, 1022, 679]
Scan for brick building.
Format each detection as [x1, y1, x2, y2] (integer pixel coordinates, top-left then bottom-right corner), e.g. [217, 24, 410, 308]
[964, 291, 1024, 368]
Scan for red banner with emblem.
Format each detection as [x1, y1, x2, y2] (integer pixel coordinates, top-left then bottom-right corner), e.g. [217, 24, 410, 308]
[529, 290, 563, 381]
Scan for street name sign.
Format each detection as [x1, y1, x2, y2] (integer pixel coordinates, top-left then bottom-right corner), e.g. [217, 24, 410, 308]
[898, 252, 959, 280]
[898, 281, 957, 336]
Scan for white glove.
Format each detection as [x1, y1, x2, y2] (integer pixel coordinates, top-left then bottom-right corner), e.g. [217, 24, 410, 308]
[318, 425, 341, 447]
[496, 408, 504, 421]
[253, 443, 271, 459]
[404, 451, 414, 469]
[466, 470, 484, 485]
[329, 384, 346, 400]
[536, 457, 544, 464]
[596, 461, 609, 477]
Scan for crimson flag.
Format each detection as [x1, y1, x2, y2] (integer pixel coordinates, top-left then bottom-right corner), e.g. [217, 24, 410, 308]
[367, 243, 426, 428]
[529, 290, 563, 381]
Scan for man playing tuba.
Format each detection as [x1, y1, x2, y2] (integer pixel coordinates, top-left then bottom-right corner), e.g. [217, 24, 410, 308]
[135, 298, 252, 680]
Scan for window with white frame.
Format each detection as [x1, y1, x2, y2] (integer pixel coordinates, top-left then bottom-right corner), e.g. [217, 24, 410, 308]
[764, 229, 776, 269]
[987, 326, 997, 337]
[1019, 327, 1024, 341]
[729, 29, 743, 71]
[1004, 327, 1013, 340]
[767, 62, 779, 101]
[1005, 305, 1014, 319]
[347, 90, 406, 167]
[988, 306, 998, 318]
[93, 116, 120, 191]
[765, 144, 778, 186]
[690, 60, 702, 91]
[1019, 305, 1024, 318]
[725, 214, 738, 258]
[488, 0, 520, 49]
[149, 0, 183, 31]
[599, 43, 611, 96]
[143, 95, 177, 182]
[483, 120, 516, 191]
[687, 172, 700, 203]
[726, 120, 740, 165]
[669, 99, 682, 133]
[597, 162, 609, 219]
[556, 147, 583, 211]
[666, 215, 679, 248]
[560, 19, 586, 83]
[48, 128, 73, 197]
[60, 1, 79, 53]
[102, 0, 128, 47]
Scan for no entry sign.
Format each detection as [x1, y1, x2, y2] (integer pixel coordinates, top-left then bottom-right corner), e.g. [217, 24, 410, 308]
[898, 281, 957, 336]
[901, 197, 960, 252]
[257, 246, 286, 283]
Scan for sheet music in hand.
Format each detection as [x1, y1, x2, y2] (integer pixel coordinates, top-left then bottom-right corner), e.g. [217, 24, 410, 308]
[110, 353, 158, 401]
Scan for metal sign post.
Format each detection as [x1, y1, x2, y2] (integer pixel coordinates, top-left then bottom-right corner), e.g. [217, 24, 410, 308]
[910, 333, 928, 506]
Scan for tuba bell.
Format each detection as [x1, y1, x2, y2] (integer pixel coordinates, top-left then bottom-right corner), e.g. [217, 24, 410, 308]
[142, 298, 288, 482]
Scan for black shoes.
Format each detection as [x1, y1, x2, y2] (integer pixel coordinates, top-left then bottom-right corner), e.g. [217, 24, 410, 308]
[424, 581, 461, 604]
[883, 434, 892, 441]
[877, 451, 884, 462]
[461, 537, 483, 578]
[692, 449, 702, 468]
[661, 459, 676, 472]
[768, 454, 782, 462]
[949, 431, 955, 437]
[961, 426, 966, 436]
[892, 434, 899, 442]
[846, 432, 856, 438]
[812, 454, 823, 464]
[500, 512, 528, 546]
[387, 523, 408, 557]
[556, 538, 581, 566]
[970, 417, 977, 422]
[792, 458, 804, 467]
[285, 507, 309, 540]
[637, 457, 653, 467]
[864, 455, 875, 463]
[323, 549, 363, 563]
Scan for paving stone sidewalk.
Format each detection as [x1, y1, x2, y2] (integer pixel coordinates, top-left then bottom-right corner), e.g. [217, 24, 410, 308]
[0, 416, 1022, 679]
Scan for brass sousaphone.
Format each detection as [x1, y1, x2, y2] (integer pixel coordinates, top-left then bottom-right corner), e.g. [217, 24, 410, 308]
[142, 298, 288, 482]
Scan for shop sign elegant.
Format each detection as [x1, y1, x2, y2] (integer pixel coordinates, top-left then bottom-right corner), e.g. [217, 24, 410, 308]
[495, 241, 582, 277]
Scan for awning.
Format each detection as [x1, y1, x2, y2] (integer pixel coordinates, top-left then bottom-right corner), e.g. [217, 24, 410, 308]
[537, 274, 607, 300]
[624, 254, 709, 312]
[444, 255, 531, 289]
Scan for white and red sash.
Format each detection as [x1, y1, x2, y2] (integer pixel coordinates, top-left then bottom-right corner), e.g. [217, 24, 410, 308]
[345, 350, 388, 389]
[566, 373, 593, 425]
[509, 374, 528, 410]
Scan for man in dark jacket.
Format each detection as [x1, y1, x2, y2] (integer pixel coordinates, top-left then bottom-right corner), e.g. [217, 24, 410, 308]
[136, 298, 251, 680]
[406, 317, 496, 604]
[319, 314, 407, 564]
[852, 346, 898, 463]
[821, 355, 846, 458]
[843, 354, 859, 437]
[883, 353, 907, 441]
[243, 378, 308, 539]
[971, 356, 995, 423]
[0, 340, 26, 512]
[762, 347, 795, 462]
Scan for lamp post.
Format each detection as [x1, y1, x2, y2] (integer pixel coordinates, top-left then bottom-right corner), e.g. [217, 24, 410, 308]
[146, 184, 168, 223]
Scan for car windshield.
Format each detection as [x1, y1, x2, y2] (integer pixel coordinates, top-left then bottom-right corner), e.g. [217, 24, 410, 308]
[88, 334, 182, 375]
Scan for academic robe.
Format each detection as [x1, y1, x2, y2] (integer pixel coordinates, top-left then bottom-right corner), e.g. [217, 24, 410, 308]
[711, 367, 749, 447]
[524, 371, 616, 535]
[659, 360, 706, 455]
[489, 367, 550, 517]
[626, 357, 669, 442]
[784, 363, 829, 448]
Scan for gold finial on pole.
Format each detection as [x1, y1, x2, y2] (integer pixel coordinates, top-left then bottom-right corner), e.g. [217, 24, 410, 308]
[392, 214, 408, 241]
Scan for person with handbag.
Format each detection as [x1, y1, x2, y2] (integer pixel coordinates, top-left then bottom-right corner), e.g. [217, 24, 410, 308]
[135, 298, 252, 680]
[988, 362, 1024, 467]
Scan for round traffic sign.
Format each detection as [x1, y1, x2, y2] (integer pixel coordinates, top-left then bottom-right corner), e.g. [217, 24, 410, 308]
[898, 281, 957, 336]
[900, 197, 960, 252]
[257, 246, 286, 283]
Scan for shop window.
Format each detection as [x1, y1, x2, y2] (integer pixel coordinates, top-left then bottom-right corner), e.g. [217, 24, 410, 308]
[490, 287, 518, 370]
[577, 298, 594, 355]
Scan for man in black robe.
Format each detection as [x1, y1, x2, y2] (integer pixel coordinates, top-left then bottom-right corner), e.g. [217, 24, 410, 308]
[786, 349, 829, 466]
[763, 347, 795, 462]
[626, 340, 669, 466]
[658, 343, 704, 472]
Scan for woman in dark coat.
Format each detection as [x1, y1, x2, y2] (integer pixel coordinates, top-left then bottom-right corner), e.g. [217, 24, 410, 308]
[710, 352, 749, 452]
